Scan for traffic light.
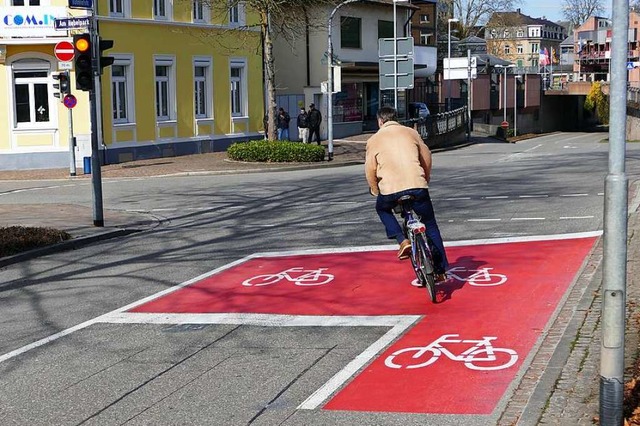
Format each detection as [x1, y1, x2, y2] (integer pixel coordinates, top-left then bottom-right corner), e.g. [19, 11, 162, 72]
[52, 72, 70, 98]
[73, 33, 92, 91]
[99, 38, 114, 74]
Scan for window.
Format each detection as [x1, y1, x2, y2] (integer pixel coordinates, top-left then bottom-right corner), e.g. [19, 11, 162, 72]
[154, 58, 174, 121]
[531, 43, 539, 53]
[378, 20, 393, 39]
[154, 0, 170, 20]
[12, 0, 40, 5]
[111, 58, 134, 124]
[110, 0, 124, 16]
[341, 16, 361, 48]
[420, 14, 430, 23]
[193, 0, 209, 22]
[229, 2, 245, 26]
[194, 58, 212, 119]
[230, 60, 246, 117]
[532, 58, 538, 67]
[517, 29, 524, 37]
[504, 45, 510, 54]
[504, 30, 510, 38]
[420, 30, 433, 45]
[12, 67, 51, 127]
[517, 44, 523, 54]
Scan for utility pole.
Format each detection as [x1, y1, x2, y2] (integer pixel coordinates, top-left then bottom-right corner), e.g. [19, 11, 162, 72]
[88, 7, 104, 227]
[599, 0, 629, 422]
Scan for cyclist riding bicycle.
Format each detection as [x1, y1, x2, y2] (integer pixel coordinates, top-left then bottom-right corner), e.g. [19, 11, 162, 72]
[365, 106, 449, 281]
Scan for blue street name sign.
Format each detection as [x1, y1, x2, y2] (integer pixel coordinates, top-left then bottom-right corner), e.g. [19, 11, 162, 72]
[54, 17, 90, 30]
[68, 0, 93, 10]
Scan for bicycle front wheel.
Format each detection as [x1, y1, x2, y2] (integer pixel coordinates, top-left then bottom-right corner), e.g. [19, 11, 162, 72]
[414, 233, 437, 303]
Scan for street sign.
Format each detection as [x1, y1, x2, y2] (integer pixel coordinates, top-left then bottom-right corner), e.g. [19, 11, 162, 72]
[54, 16, 90, 30]
[444, 57, 477, 80]
[63, 94, 77, 109]
[378, 37, 414, 58]
[54, 41, 75, 62]
[501, 121, 509, 129]
[379, 57, 414, 90]
[68, 0, 93, 9]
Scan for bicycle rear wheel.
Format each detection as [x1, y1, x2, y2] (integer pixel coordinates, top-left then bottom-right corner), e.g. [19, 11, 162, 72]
[414, 233, 437, 303]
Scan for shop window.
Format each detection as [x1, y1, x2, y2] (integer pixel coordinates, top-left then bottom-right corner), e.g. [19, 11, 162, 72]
[332, 83, 363, 123]
[230, 59, 246, 117]
[12, 66, 52, 128]
[341, 16, 361, 49]
[194, 58, 212, 119]
[378, 20, 393, 39]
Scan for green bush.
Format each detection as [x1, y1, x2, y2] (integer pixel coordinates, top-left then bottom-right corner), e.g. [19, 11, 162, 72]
[0, 226, 72, 258]
[227, 140, 325, 163]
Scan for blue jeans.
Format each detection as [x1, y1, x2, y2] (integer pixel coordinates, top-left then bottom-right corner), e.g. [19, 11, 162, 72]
[376, 188, 449, 273]
[277, 128, 289, 140]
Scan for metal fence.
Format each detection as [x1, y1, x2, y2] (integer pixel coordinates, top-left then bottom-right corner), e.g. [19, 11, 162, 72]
[400, 106, 468, 140]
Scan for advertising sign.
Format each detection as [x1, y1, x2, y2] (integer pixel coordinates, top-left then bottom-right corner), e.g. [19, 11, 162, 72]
[0, 7, 66, 37]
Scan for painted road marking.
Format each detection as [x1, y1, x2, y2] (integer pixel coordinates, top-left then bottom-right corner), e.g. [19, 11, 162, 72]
[0, 232, 601, 416]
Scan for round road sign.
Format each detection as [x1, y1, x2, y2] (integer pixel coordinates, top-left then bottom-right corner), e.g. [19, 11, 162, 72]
[54, 41, 75, 62]
[501, 121, 509, 129]
[63, 94, 77, 109]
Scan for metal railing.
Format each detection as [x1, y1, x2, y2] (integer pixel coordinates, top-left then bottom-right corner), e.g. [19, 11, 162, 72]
[400, 106, 468, 141]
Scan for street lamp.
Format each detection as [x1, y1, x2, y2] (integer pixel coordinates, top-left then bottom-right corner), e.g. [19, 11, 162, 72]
[446, 18, 459, 111]
[514, 75, 520, 136]
[393, 0, 409, 110]
[495, 64, 516, 124]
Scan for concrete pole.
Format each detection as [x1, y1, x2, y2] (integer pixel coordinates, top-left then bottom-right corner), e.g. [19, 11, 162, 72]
[600, 0, 629, 422]
[393, 0, 397, 109]
[66, 70, 77, 177]
[89, 4, 104, 227]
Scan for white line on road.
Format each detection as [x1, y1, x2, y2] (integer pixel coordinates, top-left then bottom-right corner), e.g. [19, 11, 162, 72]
[519, 195, 549, 198]
[467, 218, 502, 222]
[560, 193, 589, 197]
[443, 197, 471, 201]
[511, 217, 546, 221]
[560, 216, 595, 220]
[484, 196, 509, 199]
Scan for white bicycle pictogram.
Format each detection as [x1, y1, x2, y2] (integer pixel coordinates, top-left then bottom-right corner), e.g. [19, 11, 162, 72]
[447, 267, 507, 286]
[242, 267, 334, 287]
[384, 334, 518, 371]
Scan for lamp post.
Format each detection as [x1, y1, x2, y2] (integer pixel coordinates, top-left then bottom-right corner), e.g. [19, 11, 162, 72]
[495, 64, 516, 124]
[514, 75, 521, 137]
[327, 0, 360, 161]
[446, 18, 459, 111]
[393, 0, 409, 109]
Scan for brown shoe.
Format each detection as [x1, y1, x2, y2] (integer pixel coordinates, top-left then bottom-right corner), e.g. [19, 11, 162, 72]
[435, 273, 447, 283]
[398, 239, 411, 260]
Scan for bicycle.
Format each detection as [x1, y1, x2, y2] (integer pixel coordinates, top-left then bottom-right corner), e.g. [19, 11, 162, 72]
[394, 195, 437, 303]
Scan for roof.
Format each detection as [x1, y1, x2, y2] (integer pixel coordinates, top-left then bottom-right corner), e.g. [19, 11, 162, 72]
[560, 35, 574, 46]
[458, 36, 486, 45]
[364, 0, 420, 10]
[488, 10, 562, 28]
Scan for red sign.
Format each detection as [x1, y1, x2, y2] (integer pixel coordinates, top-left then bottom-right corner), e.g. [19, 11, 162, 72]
[54, 41, 75, 62]
[63, 94, 77, 109]
[501, 120, 509, 129]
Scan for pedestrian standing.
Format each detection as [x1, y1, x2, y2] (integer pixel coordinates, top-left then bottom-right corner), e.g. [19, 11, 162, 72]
[297, 108, 309, 143]
[277, 107, 290, 141]
[308, 103, 322, 145]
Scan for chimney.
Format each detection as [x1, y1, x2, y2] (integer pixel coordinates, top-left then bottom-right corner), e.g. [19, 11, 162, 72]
[517, 8, 521, 13]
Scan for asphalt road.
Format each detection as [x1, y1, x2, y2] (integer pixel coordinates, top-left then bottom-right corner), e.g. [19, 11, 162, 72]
[1, 131, 638, 425]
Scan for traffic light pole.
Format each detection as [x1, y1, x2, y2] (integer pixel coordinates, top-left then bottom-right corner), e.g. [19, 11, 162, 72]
[66, 70, 77, 177]
[88, 9, 104, 227]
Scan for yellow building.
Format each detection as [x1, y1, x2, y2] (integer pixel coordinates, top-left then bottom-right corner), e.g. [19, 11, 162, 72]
[0, 0, 264, 170]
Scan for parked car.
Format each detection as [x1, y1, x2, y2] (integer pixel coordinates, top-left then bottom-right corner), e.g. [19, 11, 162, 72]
[408, 102, 431, 119]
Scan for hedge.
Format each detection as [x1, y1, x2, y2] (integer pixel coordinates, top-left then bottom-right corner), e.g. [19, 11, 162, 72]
[227, 140, 325, 163]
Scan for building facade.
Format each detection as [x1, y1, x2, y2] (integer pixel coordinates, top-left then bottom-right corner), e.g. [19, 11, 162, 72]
[0, 0, 264, 170]
[485, 9, 566, 73]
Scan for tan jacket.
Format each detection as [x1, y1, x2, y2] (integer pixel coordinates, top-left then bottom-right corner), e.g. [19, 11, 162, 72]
[365, 121, 432, 195]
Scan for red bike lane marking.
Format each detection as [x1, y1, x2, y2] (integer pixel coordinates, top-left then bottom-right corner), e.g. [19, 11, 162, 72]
[129, 236, 597, 415]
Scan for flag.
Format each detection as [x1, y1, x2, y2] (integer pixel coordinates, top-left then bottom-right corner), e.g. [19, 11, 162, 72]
[551, 46, 558, 64]
[539, 48, 550, 66]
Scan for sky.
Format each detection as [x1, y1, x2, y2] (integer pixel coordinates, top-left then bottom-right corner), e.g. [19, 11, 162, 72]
[519, 0, 612, 23]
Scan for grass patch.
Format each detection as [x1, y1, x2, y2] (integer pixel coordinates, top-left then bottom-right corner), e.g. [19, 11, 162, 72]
[0, 226, 72, 258]
[227, 140, 325, 163]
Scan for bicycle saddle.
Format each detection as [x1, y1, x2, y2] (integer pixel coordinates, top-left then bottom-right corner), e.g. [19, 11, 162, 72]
[396, 195, 415, 204]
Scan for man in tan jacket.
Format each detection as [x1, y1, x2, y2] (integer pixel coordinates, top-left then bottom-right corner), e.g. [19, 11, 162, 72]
[365, 107, 448, 278]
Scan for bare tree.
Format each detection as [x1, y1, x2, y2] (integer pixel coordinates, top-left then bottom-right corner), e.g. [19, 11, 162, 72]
[562, 0, 605, 27]
[180, 0, 335, 140]
[437, 0, 521, 39]
[632, 0, 640, 13]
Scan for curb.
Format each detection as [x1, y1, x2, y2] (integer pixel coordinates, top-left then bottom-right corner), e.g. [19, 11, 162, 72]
[0, 228, 141, 268]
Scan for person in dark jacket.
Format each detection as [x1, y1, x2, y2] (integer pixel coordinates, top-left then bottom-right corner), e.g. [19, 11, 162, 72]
[308, 103, 322, 145]
[276, 108, 290, 141]
[297, 108, 309, 143]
